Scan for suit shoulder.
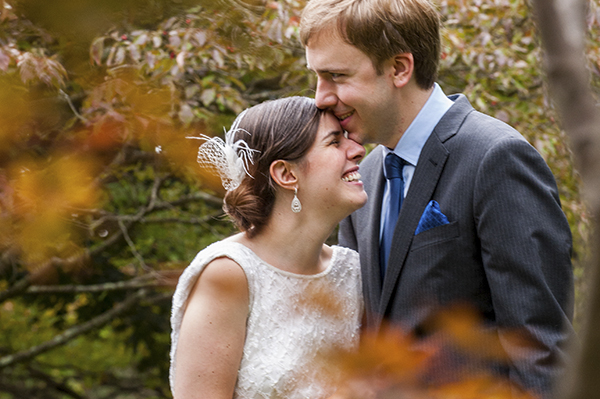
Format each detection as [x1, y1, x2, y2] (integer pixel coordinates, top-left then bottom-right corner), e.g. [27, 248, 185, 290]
[463, 109, 523, 139]
[360, 145, 385, 170]
[436, 95, 526, 149]
[451, 109, 531, 154]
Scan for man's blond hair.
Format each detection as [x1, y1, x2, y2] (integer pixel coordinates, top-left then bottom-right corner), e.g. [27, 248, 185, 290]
[300, 0, 440, 89]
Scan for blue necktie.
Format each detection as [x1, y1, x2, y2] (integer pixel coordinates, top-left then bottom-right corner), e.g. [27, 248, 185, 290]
[380, 153, 405, 279]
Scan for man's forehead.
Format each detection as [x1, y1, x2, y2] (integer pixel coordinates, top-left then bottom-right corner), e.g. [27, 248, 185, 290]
[305, 30, 349, 71]
[306, 25, 343, 47]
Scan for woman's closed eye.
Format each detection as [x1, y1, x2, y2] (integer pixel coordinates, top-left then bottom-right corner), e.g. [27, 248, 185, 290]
[328, 131, 343, 146]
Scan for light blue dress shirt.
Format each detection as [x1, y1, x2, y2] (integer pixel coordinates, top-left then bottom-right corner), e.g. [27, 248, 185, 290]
[379, 83, 454, 240]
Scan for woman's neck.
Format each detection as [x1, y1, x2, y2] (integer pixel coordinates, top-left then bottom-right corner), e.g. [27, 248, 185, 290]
[232, 206, 336, 275]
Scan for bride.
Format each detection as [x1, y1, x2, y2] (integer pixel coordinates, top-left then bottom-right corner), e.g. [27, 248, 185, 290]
[169, 96, 368, 398]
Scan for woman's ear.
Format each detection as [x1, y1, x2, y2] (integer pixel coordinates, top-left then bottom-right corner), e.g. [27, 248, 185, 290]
[391, 53, 414, 88]
[270, 160, 298, 190]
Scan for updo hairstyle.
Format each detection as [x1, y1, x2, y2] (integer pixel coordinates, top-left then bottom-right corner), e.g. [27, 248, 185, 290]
[224, 96, 325, 237]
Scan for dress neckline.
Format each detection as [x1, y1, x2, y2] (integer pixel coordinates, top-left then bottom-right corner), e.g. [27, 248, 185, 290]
[223, 241, 339, 279]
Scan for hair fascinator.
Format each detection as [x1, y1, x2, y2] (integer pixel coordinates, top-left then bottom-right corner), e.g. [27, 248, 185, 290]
[187, 109, 260, 191]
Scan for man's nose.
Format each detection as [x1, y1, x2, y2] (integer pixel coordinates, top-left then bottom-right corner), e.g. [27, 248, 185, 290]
[315, 79, 337, 110]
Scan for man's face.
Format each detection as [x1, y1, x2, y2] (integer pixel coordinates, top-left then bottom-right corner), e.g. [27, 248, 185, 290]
[305, 28, 401, 148]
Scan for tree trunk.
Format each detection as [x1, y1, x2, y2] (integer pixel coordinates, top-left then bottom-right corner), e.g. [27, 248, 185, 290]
[530, 0, 600, 398]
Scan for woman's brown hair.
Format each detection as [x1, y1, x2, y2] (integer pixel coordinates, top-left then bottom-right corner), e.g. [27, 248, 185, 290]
[223, 96, 325, 237]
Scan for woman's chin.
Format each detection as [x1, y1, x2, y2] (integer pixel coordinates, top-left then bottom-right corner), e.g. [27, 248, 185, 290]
[343, 193, 369, 217]
[355, 192, 368, 210]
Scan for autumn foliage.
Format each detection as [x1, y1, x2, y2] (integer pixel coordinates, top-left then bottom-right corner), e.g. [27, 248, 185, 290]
[0, 0, 598, 397]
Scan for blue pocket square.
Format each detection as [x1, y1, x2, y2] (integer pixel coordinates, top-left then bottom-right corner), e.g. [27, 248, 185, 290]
[415, 200, 449, 235]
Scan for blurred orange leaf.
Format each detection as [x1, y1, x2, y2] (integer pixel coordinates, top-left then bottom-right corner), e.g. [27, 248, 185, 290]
[330, 326, 432, 384]
[13, 155, 100, 212]
[426, 305, 534, 362]
[8, 155, 101, 269]
[429, 375, 537, 399]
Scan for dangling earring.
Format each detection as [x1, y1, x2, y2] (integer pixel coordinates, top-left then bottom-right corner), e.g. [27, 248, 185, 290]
[291, 187, 302, 213]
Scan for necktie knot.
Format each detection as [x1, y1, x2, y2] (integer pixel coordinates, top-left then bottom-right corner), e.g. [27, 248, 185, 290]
[385, 153, 405, 180]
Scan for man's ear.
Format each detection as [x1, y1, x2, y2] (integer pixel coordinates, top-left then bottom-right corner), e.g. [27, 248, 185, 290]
[270, 160, 298, 190]
[391, 53, 414, 88]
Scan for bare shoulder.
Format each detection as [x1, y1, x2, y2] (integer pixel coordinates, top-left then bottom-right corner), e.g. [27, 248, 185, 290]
[199, 256, 247, 290]
[175, 256, 249, 397]
[186, 256, 249, 311]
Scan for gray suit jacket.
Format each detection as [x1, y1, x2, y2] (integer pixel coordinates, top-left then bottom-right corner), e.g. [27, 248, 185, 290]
[339, 94, 574, 395]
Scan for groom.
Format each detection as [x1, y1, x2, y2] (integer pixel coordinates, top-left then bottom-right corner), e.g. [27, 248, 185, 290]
[300, 0, 574, 396]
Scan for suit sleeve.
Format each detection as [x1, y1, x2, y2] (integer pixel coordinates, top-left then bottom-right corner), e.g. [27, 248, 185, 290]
[473, 137, 574, 396]
[338, 215, 359, 251]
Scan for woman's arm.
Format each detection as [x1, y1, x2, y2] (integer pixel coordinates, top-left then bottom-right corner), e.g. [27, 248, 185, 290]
[173, 257, 249, 399]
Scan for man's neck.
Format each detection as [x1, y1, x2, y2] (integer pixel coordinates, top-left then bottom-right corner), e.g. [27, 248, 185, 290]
[388, 85, 435, 149]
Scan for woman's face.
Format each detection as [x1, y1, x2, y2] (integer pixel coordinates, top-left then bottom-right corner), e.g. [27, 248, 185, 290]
[295, 112, 368, 219]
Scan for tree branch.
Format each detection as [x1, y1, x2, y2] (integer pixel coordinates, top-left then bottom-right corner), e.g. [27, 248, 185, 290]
[147, 174, 164, 211]
[27, 365, 85, 399]
[143, 291, 173, 305]
[25, 273, 180, 294]
[139, 212, 224, 224]
[0, 381, 32, 399]
[87, 192, 223, 231]
[0, 253, 87, 304]
[118, 219, 149, 271]
[0, 275, 32, 304]
[59, 89, 88, 124]
[0, 183, 222, 304]
[0, 289, 149, 369]
[161, 191, 224, 208]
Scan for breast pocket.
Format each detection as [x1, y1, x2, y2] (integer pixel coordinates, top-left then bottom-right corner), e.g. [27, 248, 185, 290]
[410, 221, 459, 252]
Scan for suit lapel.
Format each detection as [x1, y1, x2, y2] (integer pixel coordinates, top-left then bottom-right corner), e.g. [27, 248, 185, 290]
[357, 147, 386, 320]
[379, 135, 449, 315]
[377, 94, 473, 319]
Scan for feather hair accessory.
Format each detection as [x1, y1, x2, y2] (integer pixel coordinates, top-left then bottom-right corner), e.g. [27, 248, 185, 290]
[187, 109, 260, 191]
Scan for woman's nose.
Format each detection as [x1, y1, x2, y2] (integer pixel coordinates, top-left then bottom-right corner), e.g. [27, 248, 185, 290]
[347, 139, 366, 162]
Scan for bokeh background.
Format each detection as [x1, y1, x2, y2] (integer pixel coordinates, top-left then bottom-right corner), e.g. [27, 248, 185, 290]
[0, 0, 598, 397]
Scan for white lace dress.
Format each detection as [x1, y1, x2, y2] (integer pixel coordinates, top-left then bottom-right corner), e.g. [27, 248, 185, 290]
[170, 240, 363, 399]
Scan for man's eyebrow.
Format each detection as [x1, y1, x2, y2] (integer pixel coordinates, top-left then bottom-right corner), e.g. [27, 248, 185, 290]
[306, 63, 342, 75]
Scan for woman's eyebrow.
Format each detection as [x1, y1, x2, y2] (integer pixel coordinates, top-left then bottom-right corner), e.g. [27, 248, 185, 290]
[322, 130, 343, 141]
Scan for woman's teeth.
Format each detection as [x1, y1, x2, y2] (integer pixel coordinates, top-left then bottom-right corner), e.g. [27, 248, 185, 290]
[342, 171, 361, 182]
